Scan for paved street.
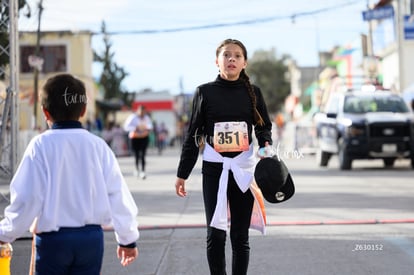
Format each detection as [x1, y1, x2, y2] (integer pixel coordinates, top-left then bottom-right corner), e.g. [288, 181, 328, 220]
[2, 144, 414, 274]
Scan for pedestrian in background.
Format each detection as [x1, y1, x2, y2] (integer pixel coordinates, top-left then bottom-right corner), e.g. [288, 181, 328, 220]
[274, 112, 285, 143]
[111, 123, 129, 157]
[156, 121, 169, 155]
[0, 74, 139, 274]
[102, 120, 115, 146]
[175, 39, 273, 275]
[123, 105, 153, 179]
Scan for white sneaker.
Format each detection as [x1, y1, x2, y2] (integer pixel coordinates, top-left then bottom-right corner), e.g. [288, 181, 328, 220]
[133, 170, 139, 177]
[139, 172, 146, 179]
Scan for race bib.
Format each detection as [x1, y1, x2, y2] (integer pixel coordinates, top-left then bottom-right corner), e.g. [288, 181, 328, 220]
[213, 121, 249, 152]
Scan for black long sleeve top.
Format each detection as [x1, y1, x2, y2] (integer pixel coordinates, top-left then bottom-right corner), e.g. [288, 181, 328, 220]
[176, 75, 273, 179]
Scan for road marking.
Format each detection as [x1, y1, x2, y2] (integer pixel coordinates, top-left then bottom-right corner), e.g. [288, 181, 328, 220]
[385, 237, 414, 259]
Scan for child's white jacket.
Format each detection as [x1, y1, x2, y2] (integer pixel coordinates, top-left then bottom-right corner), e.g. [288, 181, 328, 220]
[0, 127, 139, 246]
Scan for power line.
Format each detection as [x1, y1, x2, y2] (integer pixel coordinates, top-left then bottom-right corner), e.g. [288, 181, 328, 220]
[95, 0, 361, 36]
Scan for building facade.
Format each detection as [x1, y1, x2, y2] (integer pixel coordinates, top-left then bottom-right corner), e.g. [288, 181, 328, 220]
[18, 30, 98, 130]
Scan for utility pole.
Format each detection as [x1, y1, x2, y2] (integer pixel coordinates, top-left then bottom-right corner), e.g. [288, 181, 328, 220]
[32, 0, 43, 129]
[365, 0, 377, 84]
[314, 16, 321, 84]
[366, 0, 374, 56]
[396, 0, 405, 92]
[0, 0, 19, 179]
[9, 0, 19, 174]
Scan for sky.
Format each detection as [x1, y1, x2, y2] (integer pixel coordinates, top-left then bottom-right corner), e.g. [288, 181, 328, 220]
[19, 0, 372, 94]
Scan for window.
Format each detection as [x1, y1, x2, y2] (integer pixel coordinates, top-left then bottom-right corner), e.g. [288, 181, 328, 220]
[344, 95, 410, 113]
[20, 45, 67, 73]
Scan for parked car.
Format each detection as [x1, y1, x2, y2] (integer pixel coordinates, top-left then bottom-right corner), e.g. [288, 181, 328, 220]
[314, 88, 414, 170]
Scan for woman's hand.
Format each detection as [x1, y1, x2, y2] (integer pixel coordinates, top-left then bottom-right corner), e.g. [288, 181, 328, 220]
[175, 178, 187, 197]
[257, 141, 272, 159]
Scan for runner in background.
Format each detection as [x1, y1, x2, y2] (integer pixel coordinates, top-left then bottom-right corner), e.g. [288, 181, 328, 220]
[123, 105, 153, 179]
[275, 112, 285, 143]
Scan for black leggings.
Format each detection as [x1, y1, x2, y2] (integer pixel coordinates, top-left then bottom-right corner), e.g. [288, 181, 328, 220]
[203, 171, 254, 275]
[131, 137, 149, 171]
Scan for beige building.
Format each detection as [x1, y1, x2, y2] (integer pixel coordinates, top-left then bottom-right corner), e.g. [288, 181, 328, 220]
[18, 30, 98, 130]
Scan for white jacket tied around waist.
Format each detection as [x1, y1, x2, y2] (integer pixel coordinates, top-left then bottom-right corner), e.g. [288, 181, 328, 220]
[203, 143, 266, 234]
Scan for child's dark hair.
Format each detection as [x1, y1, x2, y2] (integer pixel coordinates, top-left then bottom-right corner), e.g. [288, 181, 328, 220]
[216, 38, 265, 126]
[41, 74, 87, 122]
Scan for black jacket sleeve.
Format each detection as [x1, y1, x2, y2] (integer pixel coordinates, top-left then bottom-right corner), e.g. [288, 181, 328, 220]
[254, 86, 273, 147]
[176, 87, 205, 179]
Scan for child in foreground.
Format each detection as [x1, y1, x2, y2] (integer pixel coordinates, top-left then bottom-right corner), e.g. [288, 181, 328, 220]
[0, 73, 139, 274]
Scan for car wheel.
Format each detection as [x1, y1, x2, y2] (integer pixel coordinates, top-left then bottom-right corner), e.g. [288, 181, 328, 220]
[316, 148, 331, 167]
[411, 153, 414, 169]
[338, 138, 352, 170]
[383, 158, 396, 167]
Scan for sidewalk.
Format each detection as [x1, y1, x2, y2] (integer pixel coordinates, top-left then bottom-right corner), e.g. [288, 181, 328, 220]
[2, 145, 414, 274]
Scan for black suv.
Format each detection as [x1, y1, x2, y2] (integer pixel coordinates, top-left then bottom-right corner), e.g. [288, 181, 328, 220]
[314, 89, 414, 170]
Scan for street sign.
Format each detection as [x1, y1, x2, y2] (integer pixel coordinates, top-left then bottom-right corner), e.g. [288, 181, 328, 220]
[362, 5, 394, 21]
[404, 15, 414, 40]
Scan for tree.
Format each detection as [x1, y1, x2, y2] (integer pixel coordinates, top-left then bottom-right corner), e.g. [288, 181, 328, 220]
[94, 21, 134, 123]
[246, 48, 291, 114]
[0, 0, 29, 79]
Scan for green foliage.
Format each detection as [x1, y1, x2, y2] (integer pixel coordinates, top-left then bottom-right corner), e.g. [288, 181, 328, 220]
[246, 49, 290, 114]
[0, 0, 28, 79]
[94, 21, 129, 100]
[0, 32, 8, 74]
[94, 21, 134, 124]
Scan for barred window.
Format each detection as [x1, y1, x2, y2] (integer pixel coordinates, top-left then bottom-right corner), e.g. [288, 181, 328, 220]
[20, 45, 67, 73]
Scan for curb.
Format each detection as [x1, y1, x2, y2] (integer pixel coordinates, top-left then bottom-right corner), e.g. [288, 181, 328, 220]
[101, 218, 414, 232]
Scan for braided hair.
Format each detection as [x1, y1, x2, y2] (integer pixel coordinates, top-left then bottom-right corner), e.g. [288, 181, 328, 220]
[216, 39, 265, 126]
